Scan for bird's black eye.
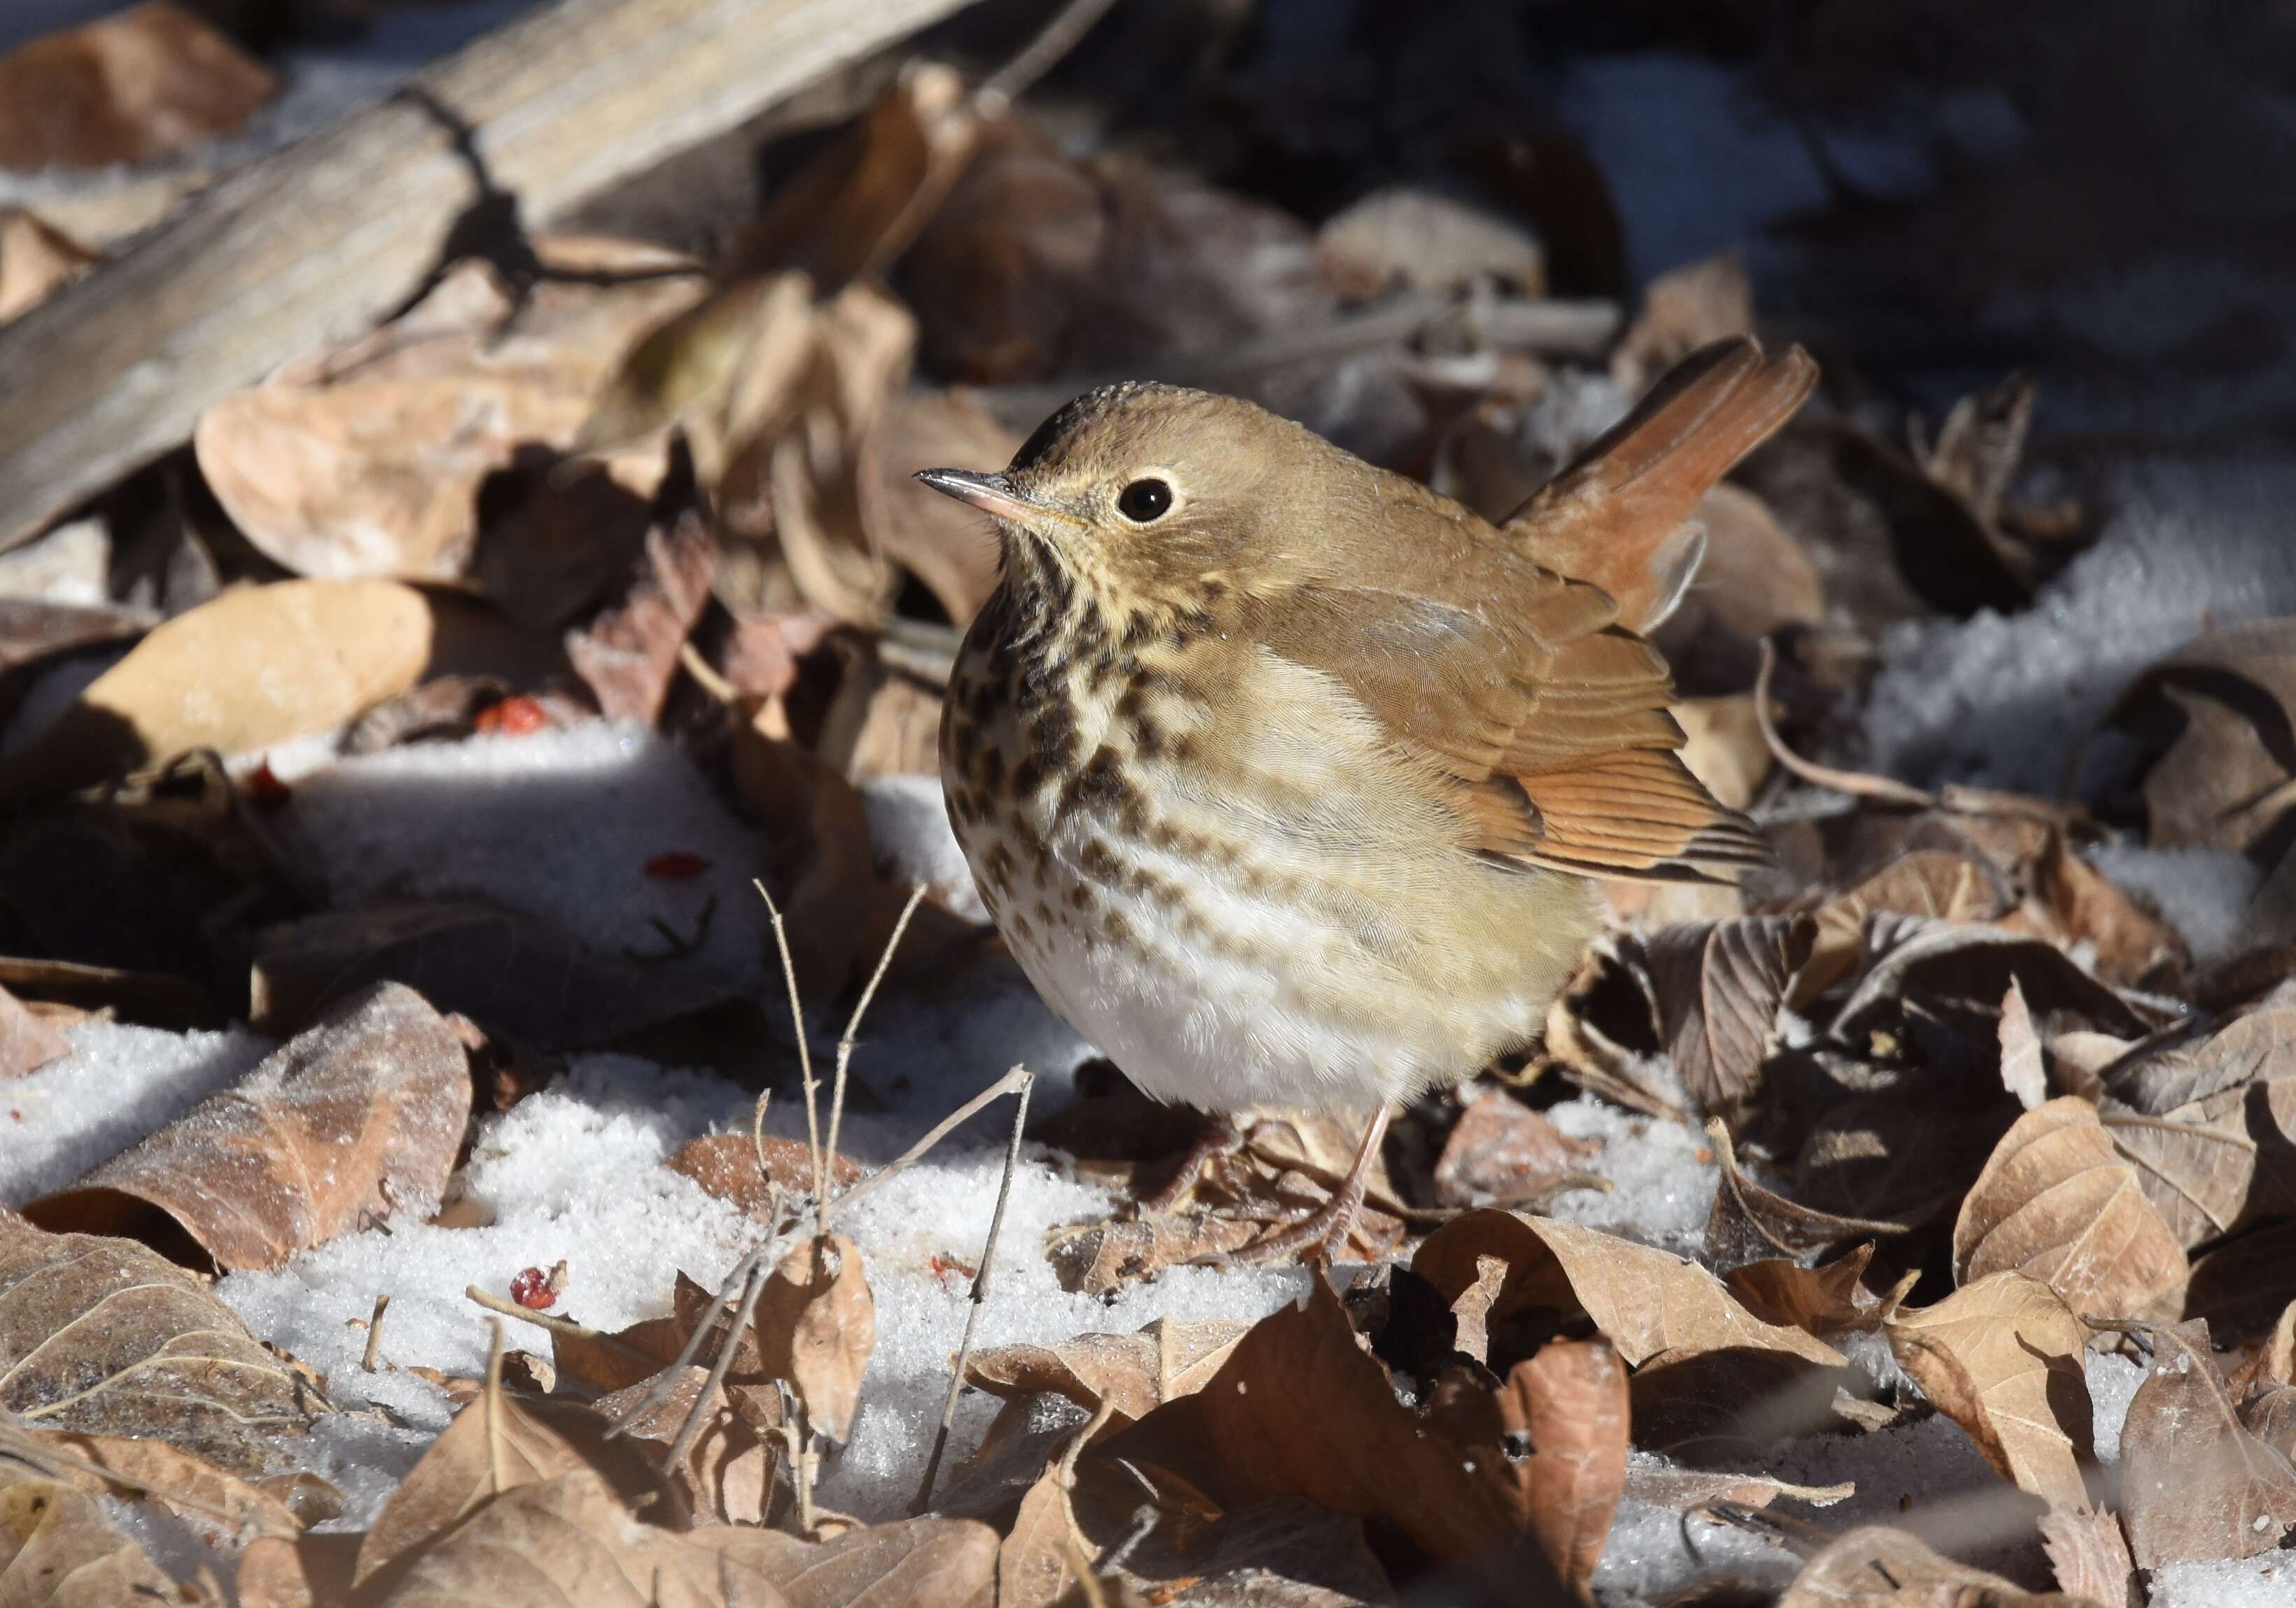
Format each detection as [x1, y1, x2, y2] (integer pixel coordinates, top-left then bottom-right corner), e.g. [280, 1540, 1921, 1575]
[1117, 478, 1173, 523]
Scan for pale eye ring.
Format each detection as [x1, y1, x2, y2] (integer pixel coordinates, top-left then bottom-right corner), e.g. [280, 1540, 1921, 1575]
[1116, 478, 1174, 523]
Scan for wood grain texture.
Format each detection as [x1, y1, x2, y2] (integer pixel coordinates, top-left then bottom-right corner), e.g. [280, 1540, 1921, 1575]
[0, 0, 972, 544]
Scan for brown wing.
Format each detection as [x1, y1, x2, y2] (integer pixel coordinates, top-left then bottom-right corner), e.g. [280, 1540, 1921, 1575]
[1501, 337, 1818, 631]
[1261, 559, 1769, 884]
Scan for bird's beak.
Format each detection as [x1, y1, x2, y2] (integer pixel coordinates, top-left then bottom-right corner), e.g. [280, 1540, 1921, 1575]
[914, 467, 1054, 527]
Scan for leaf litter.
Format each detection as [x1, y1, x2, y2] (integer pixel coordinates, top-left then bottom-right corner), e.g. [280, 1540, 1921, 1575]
[2, 2, 2295, 1604]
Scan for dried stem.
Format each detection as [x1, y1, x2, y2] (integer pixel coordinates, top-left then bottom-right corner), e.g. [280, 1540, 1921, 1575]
[826, 882, 928, 1193]
[977, 0, 1124, 108]
[750, 1087, 774, 1196]
[753, 878, 828, 1217]
[483, 1318, 509, 1497]
[464, 1285, 675, 1372]
[360, 1294, 390, 1372]
[1755, 637, 1936, 807]
[677, 639, 739, 705]
[913, 1066, 1035, 1513]
[832, 1064, 1035, 1222]
[659, 1251, 774, 1478]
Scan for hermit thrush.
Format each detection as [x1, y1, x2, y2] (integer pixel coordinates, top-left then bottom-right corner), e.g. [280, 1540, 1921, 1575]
[921, 337, 1817, 1260]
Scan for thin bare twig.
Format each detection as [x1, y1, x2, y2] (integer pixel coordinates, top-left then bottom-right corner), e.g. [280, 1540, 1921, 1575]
[977, 0, 1125, 108]
[603, 1237, 781, 1437]
[464, 1284, 674, 1372]
[827, 882, 928, 1187]
[750, 1087, 775, 1199]
[914, 1066, 1035, 1512]
[832, 1064, 1035, 1222]
[1755, 637, 1936, 807]
[361, 1294, 390, 1372]
[753, 878, 828, 1219]
[660, 1252, 774, 1477]
[483, 1318, 509, 1497]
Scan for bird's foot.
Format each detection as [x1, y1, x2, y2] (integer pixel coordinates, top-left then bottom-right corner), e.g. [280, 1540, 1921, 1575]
[1135, 1110, 1247, 1217]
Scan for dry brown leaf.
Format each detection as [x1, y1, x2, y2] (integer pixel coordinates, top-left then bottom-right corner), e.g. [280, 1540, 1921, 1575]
[0, 210, 99, 325]
[856, 388, 1016, 627]
[1885, 1271, 2094, 1511]
[721, 1515, 999, 1608]
[1724, 1244, 1894, 1337]
[967, 1316, 1253, 1430]
[1643, 915, 1815, 1129]
[2100, 1003, 2296, 1246]
[1620, 1465, 1854, 1513]
[0, 982, 69, 1080]
[2118, 1318, 2296, 1568]
[195, 240, 699, 586]
[1777, 1524, 2059, 1606]
[564, 504, 718, 725]
[1433, 1087, 1601, 1209]
[998, 1465, 1083, 1608]
[0, 1, 275, 170]
[0, 1218, 325, 1473]
[1704, 1120, 1908, 1272]
[1048, 1217, 1263, 1298]
[594, 1364, 777, 1526]
[753, 1232, 875, 1444]
[1799, 851, 2015, 1006]
[1672, 694, 1775, 811]
[1951, 1096, 2188, 1323]
[22, 982, 469, 1271]
[2036, 1508, 2136, 1608]
[0, 1460, 179, 1606]
[0, 578, 432, 798]
[1611, 252, 1752, 388]
[1105, 1280, 1568, 1601]
[1501, 1340, 1628, 1604]
[29, 1428, 306, 1539]
[1414, 1208, 1844, 1367]
[2022, 833, 2184, 989]
[665, 1133, 860, 1224]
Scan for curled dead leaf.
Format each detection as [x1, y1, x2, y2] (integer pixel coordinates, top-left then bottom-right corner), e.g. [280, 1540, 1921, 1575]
[1643, 915, 1815, 1130]
[966, 1316, 1252, 1431]
[1413, 1208, 1845, 1369]
[1704, 1120, 1908, 1273]
[22, 982, 471, 1272]
[1885, 1271, 2094, 1511]
[2116, 1318, 2296, 1569]
[1501, 1339, 1629, 1604]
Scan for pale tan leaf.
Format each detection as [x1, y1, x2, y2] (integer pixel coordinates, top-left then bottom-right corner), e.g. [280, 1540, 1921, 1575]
[22, 982, 470, 1272]
[2118, 1318, 2296, 1568]
[997, 1467, 1080, 1608]
[1998, 978, 2047, 1110]
[1777, 1525, 2057, 1606]
[1672, 694, 1773, 812]
[665, 1134, 859, 1225]
[753, 1232, 874, 1444]
[1433, 1088, 1601, 1210]
[0, 578, 432, 798]
[965, 1316, 1252, 1429]
[28, 1429, 305, 1539]
[1798, 851, 2013, 1006]
[1501, 1339, 1628, 1605]
[1723, 1244, 1892, 1337]
[2101, 1003, 2296, 1245]
[2036, 1508, 2136, 1608]
[2023, 832, 2183, 988]
[0, 1461, 178, 1607]
[0, 210, 99, 325]
[1620, 1465, 1854, 1512]
[1885, 1271, 2093, 1511]
[594, 1364, 777, 1526]
[1951, 1097, 2188, 1323]
[1048, 1213, 1264, 1296]
[1450, 1254, 1510, 1367]
[0, 1218, 325, 1474]
[1413, 1208, 1845, 1367]
[196, 241, 699, 584]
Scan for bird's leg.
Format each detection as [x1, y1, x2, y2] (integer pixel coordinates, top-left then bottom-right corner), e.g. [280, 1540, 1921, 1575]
[1220, 1104, 1395, 1267]
[1137, 1110, 1246, 1215]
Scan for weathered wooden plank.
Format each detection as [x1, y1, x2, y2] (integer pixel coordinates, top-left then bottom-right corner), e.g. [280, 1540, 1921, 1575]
[0, 0, 972, 544]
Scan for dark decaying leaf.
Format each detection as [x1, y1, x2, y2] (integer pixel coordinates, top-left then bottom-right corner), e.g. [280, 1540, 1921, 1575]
[1643, 915, 1815, 1130]
[1626, 1346, 1868, 1465]
[2019, 831, 2185, 989]
[1950, 1096, 2188, 1324]
[0, 1218, 327, 1474]
[22, 981, 469, 1271]
[251, 901, 735, 1050]
[1797, 849, 2015, 1006]
[1703, 1120, 1909, 1272]
[2115, 1318, 2296, 1568]
[1829, 917, 2153, 1053]
[564, 505, 718, 725]
[0, 598, 143, 677]
[2186, 1220, 2296, 1347]
[2099, 616, 2296, 857]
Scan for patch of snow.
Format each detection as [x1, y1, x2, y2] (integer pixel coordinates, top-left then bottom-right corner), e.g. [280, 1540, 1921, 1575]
[0, 1022, 272, 1206]
[1540, 1096, 1719, 1256]
[1862, 458, 2296, 794]
[2087, 1348, 2146, 1464]
[862, 773, 984, 923]
[2085, 844, 2262, 964]
[2151, 1553, 2296, 1608]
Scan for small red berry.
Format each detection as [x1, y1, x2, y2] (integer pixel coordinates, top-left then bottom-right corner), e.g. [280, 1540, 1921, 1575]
[509, 1267, 556, 1310]
[644, 851, 710, 881]
[475, 696, 550, 737]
